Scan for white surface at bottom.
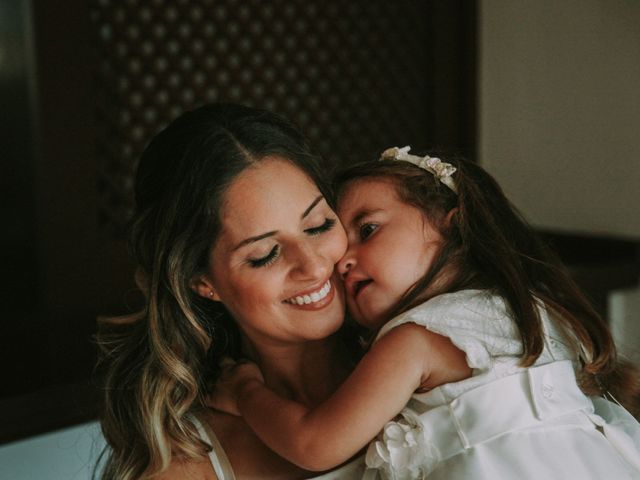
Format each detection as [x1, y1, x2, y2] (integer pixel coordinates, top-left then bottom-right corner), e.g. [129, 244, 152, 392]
[0, 421, 105, 480]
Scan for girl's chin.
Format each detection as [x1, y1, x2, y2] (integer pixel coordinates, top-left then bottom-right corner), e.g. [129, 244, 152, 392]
[349, 296, 393, 330]
[351, 312, 384, 332]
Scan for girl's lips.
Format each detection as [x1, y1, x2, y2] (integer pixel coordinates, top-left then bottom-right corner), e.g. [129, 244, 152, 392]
[353, 279, 373, 299]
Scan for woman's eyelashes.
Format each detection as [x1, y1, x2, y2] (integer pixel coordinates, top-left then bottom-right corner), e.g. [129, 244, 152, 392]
[246, 218, 337, 268]
[304, 217, 336, 236]
[248, 245, 280, 268]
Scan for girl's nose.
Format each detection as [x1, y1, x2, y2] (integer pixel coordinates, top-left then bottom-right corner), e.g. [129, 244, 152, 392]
[337, 246, 357, 278]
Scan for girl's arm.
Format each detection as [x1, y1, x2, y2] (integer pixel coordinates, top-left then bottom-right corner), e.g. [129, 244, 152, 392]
[232, 323, 471, 471]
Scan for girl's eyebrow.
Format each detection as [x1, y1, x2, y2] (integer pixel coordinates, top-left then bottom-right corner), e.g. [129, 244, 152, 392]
[350, 209, 382, 227]
[232, 195, 325, 251]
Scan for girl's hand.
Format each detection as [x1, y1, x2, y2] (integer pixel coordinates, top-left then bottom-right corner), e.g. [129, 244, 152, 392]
[206, 358, 264, 416]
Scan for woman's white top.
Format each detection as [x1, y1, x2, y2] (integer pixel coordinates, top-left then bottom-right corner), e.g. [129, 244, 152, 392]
[363, 289, 640, 479]
[192, 413, 365, 479]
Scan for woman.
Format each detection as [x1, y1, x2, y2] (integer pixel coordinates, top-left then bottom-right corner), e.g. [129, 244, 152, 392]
[97, 103, 365, 479]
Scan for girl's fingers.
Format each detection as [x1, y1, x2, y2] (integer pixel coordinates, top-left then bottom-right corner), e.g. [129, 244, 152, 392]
[219, 356, 236, 368]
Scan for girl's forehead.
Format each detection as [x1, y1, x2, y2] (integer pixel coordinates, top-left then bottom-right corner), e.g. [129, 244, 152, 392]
[339, 177, 398, 202]
[337, 177, 400, 217]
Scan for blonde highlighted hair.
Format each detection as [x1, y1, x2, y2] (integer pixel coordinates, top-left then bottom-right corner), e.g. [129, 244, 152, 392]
[96, 103, 333, 479]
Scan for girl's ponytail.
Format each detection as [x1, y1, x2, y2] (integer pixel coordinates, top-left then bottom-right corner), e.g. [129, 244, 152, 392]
[454, 160, 640, 416]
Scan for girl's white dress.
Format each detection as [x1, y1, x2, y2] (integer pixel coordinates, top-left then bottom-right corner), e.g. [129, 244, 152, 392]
[364, 289, 640, 479]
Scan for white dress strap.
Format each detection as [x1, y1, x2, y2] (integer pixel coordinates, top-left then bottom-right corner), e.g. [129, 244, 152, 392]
[191, 414, 236, 480]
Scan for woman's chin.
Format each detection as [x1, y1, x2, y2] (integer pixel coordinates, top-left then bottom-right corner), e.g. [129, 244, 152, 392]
[309, 310, 347, 340]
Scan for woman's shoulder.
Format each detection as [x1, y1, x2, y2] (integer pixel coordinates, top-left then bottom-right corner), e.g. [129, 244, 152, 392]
[196, 409, 366, 479]
[149, 410, 260, 480]
[155, 457, 218, 480]
[198, 408, 311, 479]
[151, 411, 232, 480]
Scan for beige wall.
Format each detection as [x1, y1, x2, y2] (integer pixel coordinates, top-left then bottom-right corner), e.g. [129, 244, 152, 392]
[479, 0, 640, 239]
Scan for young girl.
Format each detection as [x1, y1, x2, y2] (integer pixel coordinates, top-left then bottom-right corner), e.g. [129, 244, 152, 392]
[211, 146, 640, 479]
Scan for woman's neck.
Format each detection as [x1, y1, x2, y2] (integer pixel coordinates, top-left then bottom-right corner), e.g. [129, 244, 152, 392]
[244, 333, 352, 407]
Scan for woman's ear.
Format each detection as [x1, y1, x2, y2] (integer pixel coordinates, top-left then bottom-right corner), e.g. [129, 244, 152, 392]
[190, 274, 221, 301]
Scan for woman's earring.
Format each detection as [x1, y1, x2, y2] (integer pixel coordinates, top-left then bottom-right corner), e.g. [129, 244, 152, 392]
[208, 291, 214, 298]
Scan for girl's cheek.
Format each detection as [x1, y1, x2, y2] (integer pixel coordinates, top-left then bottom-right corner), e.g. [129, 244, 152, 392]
[331, 224, 348, 261]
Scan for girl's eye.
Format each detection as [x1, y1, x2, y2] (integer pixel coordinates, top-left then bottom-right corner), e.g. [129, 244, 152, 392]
[305, 218, 336, 236]
[248, 245, 280, 268]
[359, 223, 378, 240]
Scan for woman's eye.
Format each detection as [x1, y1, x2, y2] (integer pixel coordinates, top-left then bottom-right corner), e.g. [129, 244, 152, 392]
[248, 245, 280, 268]
[359, 223, 378, 240]
[305, 218, 336, 236]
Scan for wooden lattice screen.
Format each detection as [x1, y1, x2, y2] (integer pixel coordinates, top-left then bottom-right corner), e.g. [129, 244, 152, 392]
[90, 0, 432, 231]
[0, 0, 475, 442]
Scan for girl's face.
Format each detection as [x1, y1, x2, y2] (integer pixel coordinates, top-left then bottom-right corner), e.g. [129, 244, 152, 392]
[197, 157, 348, 347]
[337, 178, 444, 330]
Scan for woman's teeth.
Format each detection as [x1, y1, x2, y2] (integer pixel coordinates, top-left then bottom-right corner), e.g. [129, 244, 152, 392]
[285, 280, 331, 305]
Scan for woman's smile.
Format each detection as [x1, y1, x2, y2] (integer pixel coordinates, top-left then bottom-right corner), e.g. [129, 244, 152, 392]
[283, 278, 333, 307]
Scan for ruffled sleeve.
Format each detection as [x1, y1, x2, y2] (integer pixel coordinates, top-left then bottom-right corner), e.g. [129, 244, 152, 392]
[374, 290, 523, 371]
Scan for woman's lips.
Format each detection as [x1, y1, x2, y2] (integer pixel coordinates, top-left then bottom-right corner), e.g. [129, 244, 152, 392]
[283, 279, 336, 311]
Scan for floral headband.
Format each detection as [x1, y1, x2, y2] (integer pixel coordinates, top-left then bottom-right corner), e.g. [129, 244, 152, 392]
[380, 146, 458, 194]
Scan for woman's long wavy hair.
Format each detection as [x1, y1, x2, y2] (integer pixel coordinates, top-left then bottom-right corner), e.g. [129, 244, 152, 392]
[335, 155, 640, 416]
[95, 103, 333, 479]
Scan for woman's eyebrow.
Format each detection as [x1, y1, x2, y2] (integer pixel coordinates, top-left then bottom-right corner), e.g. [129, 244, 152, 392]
[232, 230, 277, 251]
[232, 195, 325, 251]
[301, 195, 324, 219]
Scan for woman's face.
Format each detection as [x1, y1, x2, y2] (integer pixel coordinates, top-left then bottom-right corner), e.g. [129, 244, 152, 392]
[200, 157, 348, 346]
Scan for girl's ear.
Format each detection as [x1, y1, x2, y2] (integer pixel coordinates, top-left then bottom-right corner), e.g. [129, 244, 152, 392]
[190, 274, 221, 301]
[444, 207, 459, 229]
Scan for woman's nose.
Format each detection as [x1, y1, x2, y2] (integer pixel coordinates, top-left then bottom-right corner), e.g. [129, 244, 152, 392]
[337, 246, 356, 278]
[291, 242, 331, 281]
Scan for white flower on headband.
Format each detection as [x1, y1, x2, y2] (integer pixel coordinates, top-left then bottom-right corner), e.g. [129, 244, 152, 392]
[380, 146, 458, 193]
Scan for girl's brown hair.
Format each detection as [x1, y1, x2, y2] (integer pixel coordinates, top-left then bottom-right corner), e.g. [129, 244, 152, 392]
[335, 155, 640, 416]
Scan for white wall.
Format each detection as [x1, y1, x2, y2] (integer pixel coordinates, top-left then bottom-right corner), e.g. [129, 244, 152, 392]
[479, 0, 640, 239]
[610, 285, 640, 364]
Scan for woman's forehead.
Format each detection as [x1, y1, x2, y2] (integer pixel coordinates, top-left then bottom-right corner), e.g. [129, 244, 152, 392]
[223, 157, 319, 207]
[217, 158, 324, 240]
